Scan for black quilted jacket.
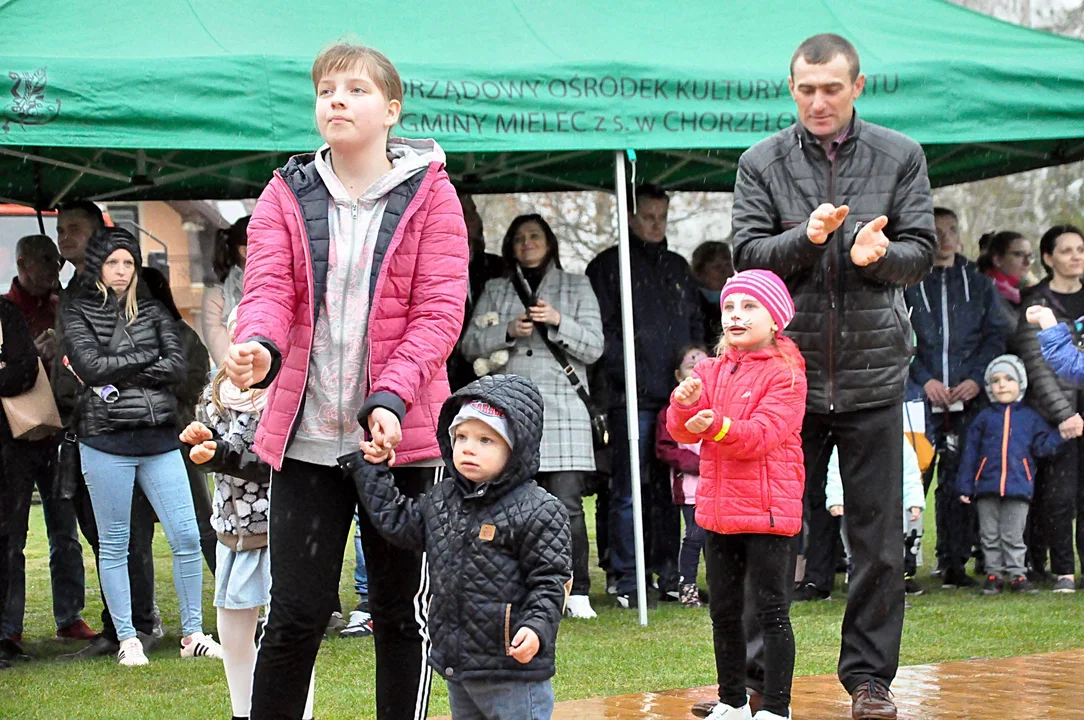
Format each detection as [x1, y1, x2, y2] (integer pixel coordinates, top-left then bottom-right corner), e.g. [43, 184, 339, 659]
[342, 374, 571, 682]
[59, 229, 186, 438]
[732, 116, 936, 414]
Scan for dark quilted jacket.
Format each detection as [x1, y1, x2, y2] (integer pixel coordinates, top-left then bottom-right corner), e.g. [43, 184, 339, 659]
[1009, 280, 1084, 425]
[59, 229, 186, 438]
[732, 116, 936, 414]
[342, 374, 571, 682]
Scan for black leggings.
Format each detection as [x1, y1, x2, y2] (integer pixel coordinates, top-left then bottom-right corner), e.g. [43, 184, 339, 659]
[705, 532, 794, 716]
[250, 459, 435, 720]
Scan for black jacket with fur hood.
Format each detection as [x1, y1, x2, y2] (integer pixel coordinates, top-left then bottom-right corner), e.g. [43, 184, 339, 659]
[59, 228, 186, 439]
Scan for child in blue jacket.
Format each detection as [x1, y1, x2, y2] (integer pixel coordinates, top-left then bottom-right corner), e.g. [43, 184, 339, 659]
[956, 355, 1062, 595]
[1028, 305, 1084, 382]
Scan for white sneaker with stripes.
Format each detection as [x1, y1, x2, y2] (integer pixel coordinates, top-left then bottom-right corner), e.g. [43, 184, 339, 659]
[117, 637, 148, 666]
[180, 632, 223, 659]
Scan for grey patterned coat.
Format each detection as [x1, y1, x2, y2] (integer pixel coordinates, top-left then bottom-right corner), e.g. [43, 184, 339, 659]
[462, 267, 603, 472]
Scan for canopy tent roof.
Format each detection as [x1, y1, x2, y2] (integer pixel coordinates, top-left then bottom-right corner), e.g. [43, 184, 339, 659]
[2, 0, 1083, 203]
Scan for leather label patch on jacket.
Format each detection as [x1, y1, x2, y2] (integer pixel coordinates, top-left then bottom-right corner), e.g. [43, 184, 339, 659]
[479, 524, 496, 541]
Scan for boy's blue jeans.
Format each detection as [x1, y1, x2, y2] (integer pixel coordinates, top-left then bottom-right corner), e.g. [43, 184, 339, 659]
[80, 445, 204, 641]
[446, 677, 554, 720]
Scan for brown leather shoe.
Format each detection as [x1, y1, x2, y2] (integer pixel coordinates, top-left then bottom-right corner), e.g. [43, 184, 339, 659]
[851, 680, 897, 719]
[691, 688, 762, 717]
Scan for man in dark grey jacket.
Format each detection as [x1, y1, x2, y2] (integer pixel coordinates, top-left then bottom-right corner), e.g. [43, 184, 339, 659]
[730, 34, 934, 720]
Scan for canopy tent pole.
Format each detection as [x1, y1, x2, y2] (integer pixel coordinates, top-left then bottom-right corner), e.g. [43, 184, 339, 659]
[32, 154, 45, 233]
[613, 150, 649, 626]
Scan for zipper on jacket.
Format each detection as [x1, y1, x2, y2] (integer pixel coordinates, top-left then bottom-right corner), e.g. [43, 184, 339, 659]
[999, 407, 1011, 496]
[141, 388, 158, 426]
[826, 151, 839, 412]
[1023, 458, 1032, 484]
[336, 200, 360, 456]
[940, 272, 950, 386]
[504, 603, 512, 654]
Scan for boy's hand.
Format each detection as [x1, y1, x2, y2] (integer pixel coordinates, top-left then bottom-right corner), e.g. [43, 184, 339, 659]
[1026, 305, 1058, 330]
[851, 216, 890, 267]
[959, 495, 971, 505]
[189, 441, 217, 465]
[685, 409, 714, 435]
[179, 421, 213, 446]
[829, 505, 844, 517]
[508, 627, 539, 664]
[226, 342, 272, 389]
[360, 439, 396, 466]
[909, 507, 922, 522]
[807, 203, 849, 245]
[673, 377, 702, 407]
[1059, 414, 1084, 440]
[368, 408, 403, 451]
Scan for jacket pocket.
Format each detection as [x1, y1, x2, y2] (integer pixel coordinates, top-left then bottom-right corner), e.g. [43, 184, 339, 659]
[975, 457, 987, 481]
[1023, 458, 1032, 483]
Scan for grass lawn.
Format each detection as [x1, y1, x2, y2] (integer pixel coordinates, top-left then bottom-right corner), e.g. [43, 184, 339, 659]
[1, 493, 1081, 719]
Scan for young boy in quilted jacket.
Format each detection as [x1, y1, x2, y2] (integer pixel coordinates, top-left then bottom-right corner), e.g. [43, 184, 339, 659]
[668, 270, 807, 720]
[344, 374, 571, 720]
[957, 354, 1062, 595]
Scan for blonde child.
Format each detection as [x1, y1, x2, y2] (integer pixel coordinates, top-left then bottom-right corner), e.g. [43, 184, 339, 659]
[668, 270, 807, 720]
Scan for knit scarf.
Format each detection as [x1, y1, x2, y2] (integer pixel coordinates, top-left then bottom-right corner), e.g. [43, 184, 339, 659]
[987, 268, 1022, 305]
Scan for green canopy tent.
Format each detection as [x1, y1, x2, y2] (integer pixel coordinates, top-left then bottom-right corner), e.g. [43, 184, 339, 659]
[4, 0, 1083, 622]
[1, 0, 1083, 203]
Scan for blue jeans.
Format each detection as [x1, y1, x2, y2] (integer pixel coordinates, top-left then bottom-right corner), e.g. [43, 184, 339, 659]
[353, 511, 368, 599]
[446, 678, 554, 720]
[608, 409, 657, 594]
[3, 438, 86, 636]
[80, 444, 204, 641]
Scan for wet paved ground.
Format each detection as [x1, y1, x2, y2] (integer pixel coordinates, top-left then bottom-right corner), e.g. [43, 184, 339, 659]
[437, 649, 1084, 718]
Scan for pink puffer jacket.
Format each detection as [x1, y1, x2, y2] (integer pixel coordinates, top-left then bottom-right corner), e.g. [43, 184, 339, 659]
[235, 159, 468, 471]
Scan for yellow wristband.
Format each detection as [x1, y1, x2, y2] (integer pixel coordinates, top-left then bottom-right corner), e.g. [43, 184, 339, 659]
[713, 416, 732, 442]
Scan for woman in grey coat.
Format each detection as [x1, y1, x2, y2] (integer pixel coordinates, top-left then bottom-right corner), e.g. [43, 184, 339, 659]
[462, 214, 603, 619]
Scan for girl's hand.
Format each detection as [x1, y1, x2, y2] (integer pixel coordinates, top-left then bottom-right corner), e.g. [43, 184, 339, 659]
[673, 377, 702, 407]
[225, 342, 272, 389]
[829, 505, 844, 517]
[685, 409, 714, 435]
[508, 627, 539, 664]
[959, 495, 971, 505]
[368, 408, 403, 451]
[1026, 305, 1057, 330]
[360, 439, 396, 466]
[189, 441, 217, 465]
[909, 507, 922, 522]
[528, 300, 561, 326]
[179, 422, 212, 446]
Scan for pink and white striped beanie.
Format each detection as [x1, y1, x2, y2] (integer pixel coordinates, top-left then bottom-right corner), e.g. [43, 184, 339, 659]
[721, 269, 795, 330]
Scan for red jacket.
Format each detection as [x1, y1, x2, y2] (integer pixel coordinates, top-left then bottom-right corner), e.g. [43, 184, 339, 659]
[235, 156, 468, 470]
[667, 336, 807, 536]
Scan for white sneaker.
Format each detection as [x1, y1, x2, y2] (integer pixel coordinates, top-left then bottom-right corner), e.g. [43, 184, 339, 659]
[706, 702, 752, 720]
[565, 595, 598, 619]
[753, 711, 791, 720]
[180, 632, 223, 659]
[341, 609, 373, 638]
[117, 637, 148, 666]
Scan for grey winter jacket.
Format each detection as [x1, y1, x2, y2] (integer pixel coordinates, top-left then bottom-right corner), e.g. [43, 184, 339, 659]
[732, 115, 936, 414]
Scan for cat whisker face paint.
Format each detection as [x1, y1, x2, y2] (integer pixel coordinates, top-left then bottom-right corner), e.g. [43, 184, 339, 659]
[720, 292, 775, 350]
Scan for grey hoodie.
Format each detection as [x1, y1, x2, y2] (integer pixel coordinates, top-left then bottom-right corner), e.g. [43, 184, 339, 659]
[286, 138, 444, 466]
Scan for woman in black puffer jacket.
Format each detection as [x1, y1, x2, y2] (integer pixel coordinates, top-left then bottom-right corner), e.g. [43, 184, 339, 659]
[61, 227, 221, 666]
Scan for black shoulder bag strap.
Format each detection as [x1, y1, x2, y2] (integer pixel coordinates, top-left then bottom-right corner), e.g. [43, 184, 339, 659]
[510, 266, 599, 416]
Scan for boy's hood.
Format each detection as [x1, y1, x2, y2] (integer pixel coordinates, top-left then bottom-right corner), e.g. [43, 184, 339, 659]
[437, 374, 545, 501]
[314, 137, 446, 205]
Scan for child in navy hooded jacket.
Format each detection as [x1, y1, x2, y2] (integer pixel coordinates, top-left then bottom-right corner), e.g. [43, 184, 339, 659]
[956, 355, 1062, 594]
